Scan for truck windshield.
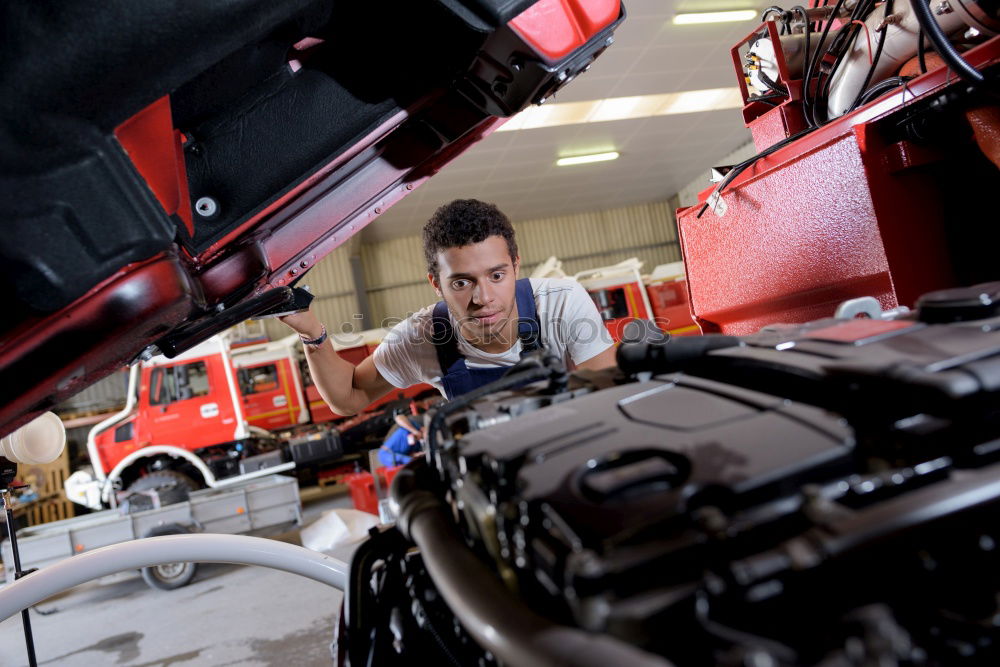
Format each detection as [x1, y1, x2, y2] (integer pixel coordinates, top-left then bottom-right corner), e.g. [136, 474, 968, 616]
[150, 361, 210, 405]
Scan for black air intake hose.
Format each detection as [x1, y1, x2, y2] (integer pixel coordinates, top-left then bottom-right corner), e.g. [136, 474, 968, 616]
[390, 462, 676, 667]
[909, 0, 984, 84]
[616, 335, 744, 376]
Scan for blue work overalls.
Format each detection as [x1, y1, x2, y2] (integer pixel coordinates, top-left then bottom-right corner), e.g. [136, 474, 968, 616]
[431, 278, 542, 400]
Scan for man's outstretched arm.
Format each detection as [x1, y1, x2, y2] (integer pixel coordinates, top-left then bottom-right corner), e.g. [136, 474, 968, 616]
[577, 345, 617, 371]
[280, 310, 393, 416]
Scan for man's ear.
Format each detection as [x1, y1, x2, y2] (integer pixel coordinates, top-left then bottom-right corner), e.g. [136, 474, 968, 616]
[513, 255, 521, 278]
[427, 272, 442, 298]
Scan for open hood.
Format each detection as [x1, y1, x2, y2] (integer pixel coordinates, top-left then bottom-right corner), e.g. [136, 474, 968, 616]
[0, 0, 624, 436]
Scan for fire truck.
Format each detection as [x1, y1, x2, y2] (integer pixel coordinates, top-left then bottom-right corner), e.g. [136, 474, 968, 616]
[573, 259, 701, 343]
[64, 329, 431, 510]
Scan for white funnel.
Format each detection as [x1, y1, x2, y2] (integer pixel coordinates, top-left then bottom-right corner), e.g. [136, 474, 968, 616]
[0, 412, 66, 464]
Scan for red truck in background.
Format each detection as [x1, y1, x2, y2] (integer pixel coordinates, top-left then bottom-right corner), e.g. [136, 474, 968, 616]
[574, 260, 700, 343]
[65, 329, 431, 510]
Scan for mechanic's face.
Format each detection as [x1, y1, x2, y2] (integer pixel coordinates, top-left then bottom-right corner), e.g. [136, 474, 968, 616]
[429, 236, 520, 351]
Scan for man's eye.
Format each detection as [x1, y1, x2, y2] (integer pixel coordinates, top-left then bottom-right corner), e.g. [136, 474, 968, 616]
[451, 280, 470, 290]
[490, 272, 505, 281]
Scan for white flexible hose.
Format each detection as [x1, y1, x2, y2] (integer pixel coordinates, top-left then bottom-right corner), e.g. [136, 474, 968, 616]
[0, 534, 349, 621]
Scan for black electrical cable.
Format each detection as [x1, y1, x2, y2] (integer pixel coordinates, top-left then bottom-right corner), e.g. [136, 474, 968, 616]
[857, 75, 914, 105]
[761, 6, 786, 21]
[917, 26, 928, 74]
[761, 6, 792, 34]
[757, 70, 789, 96]
[909, 0, 984, 84]
[695, 127, 815, 219]
[814, 19, 865, 123]
[847, 0, 894, 112]
[748, 91, 786, 108]
[801, 0, 849, 127]
[791, 6, 814, 123]
[425, 362, 558, 460]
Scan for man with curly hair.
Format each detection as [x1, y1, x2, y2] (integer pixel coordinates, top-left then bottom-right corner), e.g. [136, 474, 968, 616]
[282, 199, 615, 409]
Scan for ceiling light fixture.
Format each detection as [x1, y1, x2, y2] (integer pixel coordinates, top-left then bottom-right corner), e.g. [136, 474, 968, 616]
[673, 10, 757, 25]
[497, 87, 744, 132]
[556, 151, 620, 166]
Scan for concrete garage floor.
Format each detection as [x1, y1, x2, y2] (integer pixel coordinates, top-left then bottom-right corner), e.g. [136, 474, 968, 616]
[0, 488, 360, 667]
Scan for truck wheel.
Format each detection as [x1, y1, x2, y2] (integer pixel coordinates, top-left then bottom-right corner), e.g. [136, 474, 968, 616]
[128, 470, 198, 494]
[140, 524, 198, 591]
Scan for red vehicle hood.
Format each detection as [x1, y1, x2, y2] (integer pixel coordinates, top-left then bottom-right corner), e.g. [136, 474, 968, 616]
[0, 0, 624, 436]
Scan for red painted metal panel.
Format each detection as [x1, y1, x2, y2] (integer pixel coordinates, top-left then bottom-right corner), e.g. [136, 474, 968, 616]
[678, 132, 899, 335]
[114, 96, 194, 235]
[509, 0, 620, 62]
[673, 36, 1000, 336]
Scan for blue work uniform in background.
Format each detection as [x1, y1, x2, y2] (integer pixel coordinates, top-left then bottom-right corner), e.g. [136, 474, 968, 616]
[379, 415, 422, 466]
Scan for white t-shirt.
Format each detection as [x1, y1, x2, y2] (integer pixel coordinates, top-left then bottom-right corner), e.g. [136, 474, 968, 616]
[373, 278, 614, 395]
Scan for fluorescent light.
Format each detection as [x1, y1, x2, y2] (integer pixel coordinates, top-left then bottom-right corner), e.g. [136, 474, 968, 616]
[673, 10, 757, 25]
[497, 87, 743, 132]
[556, 151, 620, 166]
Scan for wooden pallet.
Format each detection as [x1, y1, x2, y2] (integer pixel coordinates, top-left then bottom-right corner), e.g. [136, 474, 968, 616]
[18, 446, 69, 498]
[25, 497, 75, 526]
[16, 446, 76, 526]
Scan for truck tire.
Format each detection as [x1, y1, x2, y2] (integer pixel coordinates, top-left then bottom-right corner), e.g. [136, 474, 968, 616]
[128, 470, 198, 494]
[140, 524, 198, 591]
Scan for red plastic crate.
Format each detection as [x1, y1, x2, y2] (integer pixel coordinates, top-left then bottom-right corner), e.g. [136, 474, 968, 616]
[378, 464, 404, 491]
[344, 472, 378, 515]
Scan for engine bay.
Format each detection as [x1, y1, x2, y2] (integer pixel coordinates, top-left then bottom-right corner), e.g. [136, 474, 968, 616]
[346, 283, 1000, 666]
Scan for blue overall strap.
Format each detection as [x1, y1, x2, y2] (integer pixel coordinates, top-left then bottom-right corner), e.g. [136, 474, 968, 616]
[431, 278, 543, 399]
[514, 278, 542, 355]
[431, 300, 465, 378]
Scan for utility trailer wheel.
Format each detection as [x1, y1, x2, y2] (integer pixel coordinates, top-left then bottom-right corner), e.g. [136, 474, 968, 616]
[140, 524, 198, 591]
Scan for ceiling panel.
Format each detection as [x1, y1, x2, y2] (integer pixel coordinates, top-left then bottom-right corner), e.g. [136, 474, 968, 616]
[365, 0, 761, 242]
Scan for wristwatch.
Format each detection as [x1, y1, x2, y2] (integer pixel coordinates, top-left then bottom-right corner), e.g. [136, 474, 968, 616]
[300, 324, 328, 348]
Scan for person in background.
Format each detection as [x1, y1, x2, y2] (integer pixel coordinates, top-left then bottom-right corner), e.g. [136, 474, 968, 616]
[378, 389, 440, 467]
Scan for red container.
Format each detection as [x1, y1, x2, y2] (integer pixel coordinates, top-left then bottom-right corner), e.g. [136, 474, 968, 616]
[378, 464, 405, 491]
[344, 472, 378, 515]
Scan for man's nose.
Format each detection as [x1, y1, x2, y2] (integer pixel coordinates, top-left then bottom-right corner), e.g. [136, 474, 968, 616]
[472, 281, 495, 305]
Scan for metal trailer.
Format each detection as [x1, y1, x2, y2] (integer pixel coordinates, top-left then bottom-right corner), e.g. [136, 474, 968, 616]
[1, 474, 301, 590]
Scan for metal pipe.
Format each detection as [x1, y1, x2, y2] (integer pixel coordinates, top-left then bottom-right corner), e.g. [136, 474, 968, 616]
[0, 534, 349, 622]
[391, 465, 674, 667]
[3, 490, 37, 667]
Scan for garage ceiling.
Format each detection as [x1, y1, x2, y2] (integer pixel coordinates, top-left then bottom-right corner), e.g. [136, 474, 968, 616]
[365, 0, 761, 242]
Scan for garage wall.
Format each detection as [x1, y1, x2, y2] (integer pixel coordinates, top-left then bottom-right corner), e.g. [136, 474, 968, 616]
[362, 236, 437, 328]
[260, 200, 681, 335]
[515, 201, 680, 279]
[361, 200, 681, 324]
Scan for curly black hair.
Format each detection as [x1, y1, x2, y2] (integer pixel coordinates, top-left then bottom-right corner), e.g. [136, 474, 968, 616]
[422, 199, 518, 277]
